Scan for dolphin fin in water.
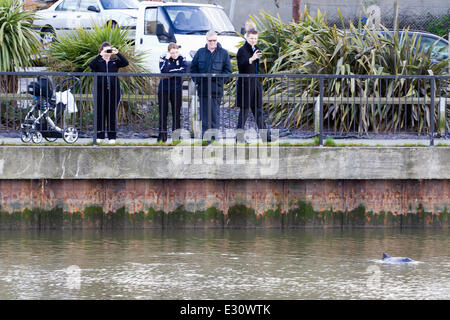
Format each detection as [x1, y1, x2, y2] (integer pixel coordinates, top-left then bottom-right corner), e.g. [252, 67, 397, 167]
[382, 252, 413, 263]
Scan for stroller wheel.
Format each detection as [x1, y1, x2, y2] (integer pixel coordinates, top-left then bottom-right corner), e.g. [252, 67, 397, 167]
[20, 130, 32, 143]
[63, 126, 78, 144]
[31, 131, 43, 144]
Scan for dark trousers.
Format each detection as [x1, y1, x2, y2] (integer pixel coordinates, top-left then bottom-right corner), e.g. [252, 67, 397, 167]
[158, 89, 182, 141]
[237, 85, 265, 130]
[236, 83, 271, 142]
[96, 87, 120, 140]
[237, 104, 266, 130]
[199, 96, 221, 139]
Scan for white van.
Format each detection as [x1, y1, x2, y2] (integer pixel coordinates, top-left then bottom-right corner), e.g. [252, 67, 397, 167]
[135, 1, 242, 73]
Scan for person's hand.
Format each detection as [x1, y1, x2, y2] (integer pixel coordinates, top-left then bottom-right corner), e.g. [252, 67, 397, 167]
[250, 50, 262, 63]
[165, 53, 171, 59]
[112, 48, 119, 55]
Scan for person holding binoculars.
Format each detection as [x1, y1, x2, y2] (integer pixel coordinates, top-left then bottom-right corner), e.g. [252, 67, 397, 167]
[89, 42, 129, 144]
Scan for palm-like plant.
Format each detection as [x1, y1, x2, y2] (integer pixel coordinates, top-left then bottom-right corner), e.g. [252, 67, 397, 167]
[0, 0, 42, 91]
[254, 9, 449, 134]
[45, 22, 149, 91]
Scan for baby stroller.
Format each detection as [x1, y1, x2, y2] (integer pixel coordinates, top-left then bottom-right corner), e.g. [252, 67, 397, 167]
[21, 76, 80, 144]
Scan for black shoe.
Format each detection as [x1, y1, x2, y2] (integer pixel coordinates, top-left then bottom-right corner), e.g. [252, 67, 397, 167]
[157, 133, 167, 143]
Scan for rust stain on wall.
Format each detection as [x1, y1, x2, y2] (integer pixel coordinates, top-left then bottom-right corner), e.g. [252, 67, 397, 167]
[0, 179, 448, 218]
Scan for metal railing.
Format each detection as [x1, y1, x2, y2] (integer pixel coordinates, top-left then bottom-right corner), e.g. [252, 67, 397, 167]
[0, 71, 448, 145]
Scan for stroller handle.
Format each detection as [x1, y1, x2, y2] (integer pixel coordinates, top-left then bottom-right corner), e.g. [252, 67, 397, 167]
[55, 76, 81, 92]
[36, 75, 56, 94]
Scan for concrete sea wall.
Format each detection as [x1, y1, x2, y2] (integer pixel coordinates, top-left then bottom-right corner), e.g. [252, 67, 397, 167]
[0, 146, 448, 229]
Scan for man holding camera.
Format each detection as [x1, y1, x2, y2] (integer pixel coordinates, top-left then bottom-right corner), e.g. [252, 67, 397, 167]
[236, 29, 271, 142]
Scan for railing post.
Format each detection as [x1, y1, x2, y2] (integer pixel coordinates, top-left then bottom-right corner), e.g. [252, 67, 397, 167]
[188, 78, 196, 137]
[93, 74, 98, 145]
[430, 77, 435, 147]
[207, 74, 212, 140]
[319, 77, 324, 146]
[439, 96, 446, 137]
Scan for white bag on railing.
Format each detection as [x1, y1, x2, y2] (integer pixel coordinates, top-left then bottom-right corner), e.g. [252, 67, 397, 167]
[55, 90, 78, 113]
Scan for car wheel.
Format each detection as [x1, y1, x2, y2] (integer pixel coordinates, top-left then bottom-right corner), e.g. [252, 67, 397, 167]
[41, 27, 56, 47]
[106, 20, 118, 28]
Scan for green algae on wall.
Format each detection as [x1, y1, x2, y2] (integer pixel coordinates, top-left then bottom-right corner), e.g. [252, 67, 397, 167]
[283, 201, 340, 227]
[0, 202, 448, 229]
[226, 204, 257, 228]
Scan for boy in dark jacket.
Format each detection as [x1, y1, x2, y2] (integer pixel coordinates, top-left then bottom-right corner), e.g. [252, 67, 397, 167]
[236, 29, 271, 142]
[88, 42, 129, 144]
[190, 30, 232, 141]
[158, 42, 187, 142]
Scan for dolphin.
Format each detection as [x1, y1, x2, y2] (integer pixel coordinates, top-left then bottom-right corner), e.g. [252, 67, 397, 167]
[382, 253, 413, 263]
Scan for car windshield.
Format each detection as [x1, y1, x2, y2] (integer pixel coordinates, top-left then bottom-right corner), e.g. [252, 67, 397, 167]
[100, 0, 138, 10]
[418, 36, 448, 60]
[164, 5, 236, 34]
[379, 31, 448, 60]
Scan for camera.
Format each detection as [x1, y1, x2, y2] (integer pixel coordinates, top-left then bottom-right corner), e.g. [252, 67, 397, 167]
[106, 49, 113, 53]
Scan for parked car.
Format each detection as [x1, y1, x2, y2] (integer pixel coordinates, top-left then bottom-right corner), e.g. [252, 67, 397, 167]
[379, 30, 448, 63]
[134, 1, 242, 73]
[34, 0, 139, 45]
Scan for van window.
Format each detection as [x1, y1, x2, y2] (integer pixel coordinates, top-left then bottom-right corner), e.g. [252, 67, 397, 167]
[165, 5, 235, 33]
[144, 7, 157, 34]
[144, 7, 172, 42]
[157, 7, 171, 40]
[166, 7, 209, 31]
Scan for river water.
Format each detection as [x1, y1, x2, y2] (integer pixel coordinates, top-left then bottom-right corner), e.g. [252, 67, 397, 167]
[0, 229, 448, 300]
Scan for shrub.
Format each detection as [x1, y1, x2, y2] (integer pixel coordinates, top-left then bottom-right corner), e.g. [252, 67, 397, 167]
[250, 9, 449, 134]
[0, 0, 42, 91]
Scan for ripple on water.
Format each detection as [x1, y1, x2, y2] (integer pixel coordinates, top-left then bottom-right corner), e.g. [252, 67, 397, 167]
[0, 229, 448, 299]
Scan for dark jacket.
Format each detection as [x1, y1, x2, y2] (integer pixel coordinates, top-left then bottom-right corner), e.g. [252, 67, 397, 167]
[236, 41, 262, 109]
[158, 54, 187, 92]
[88, 53, 129, 92]
[190, 42, 232, 98]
